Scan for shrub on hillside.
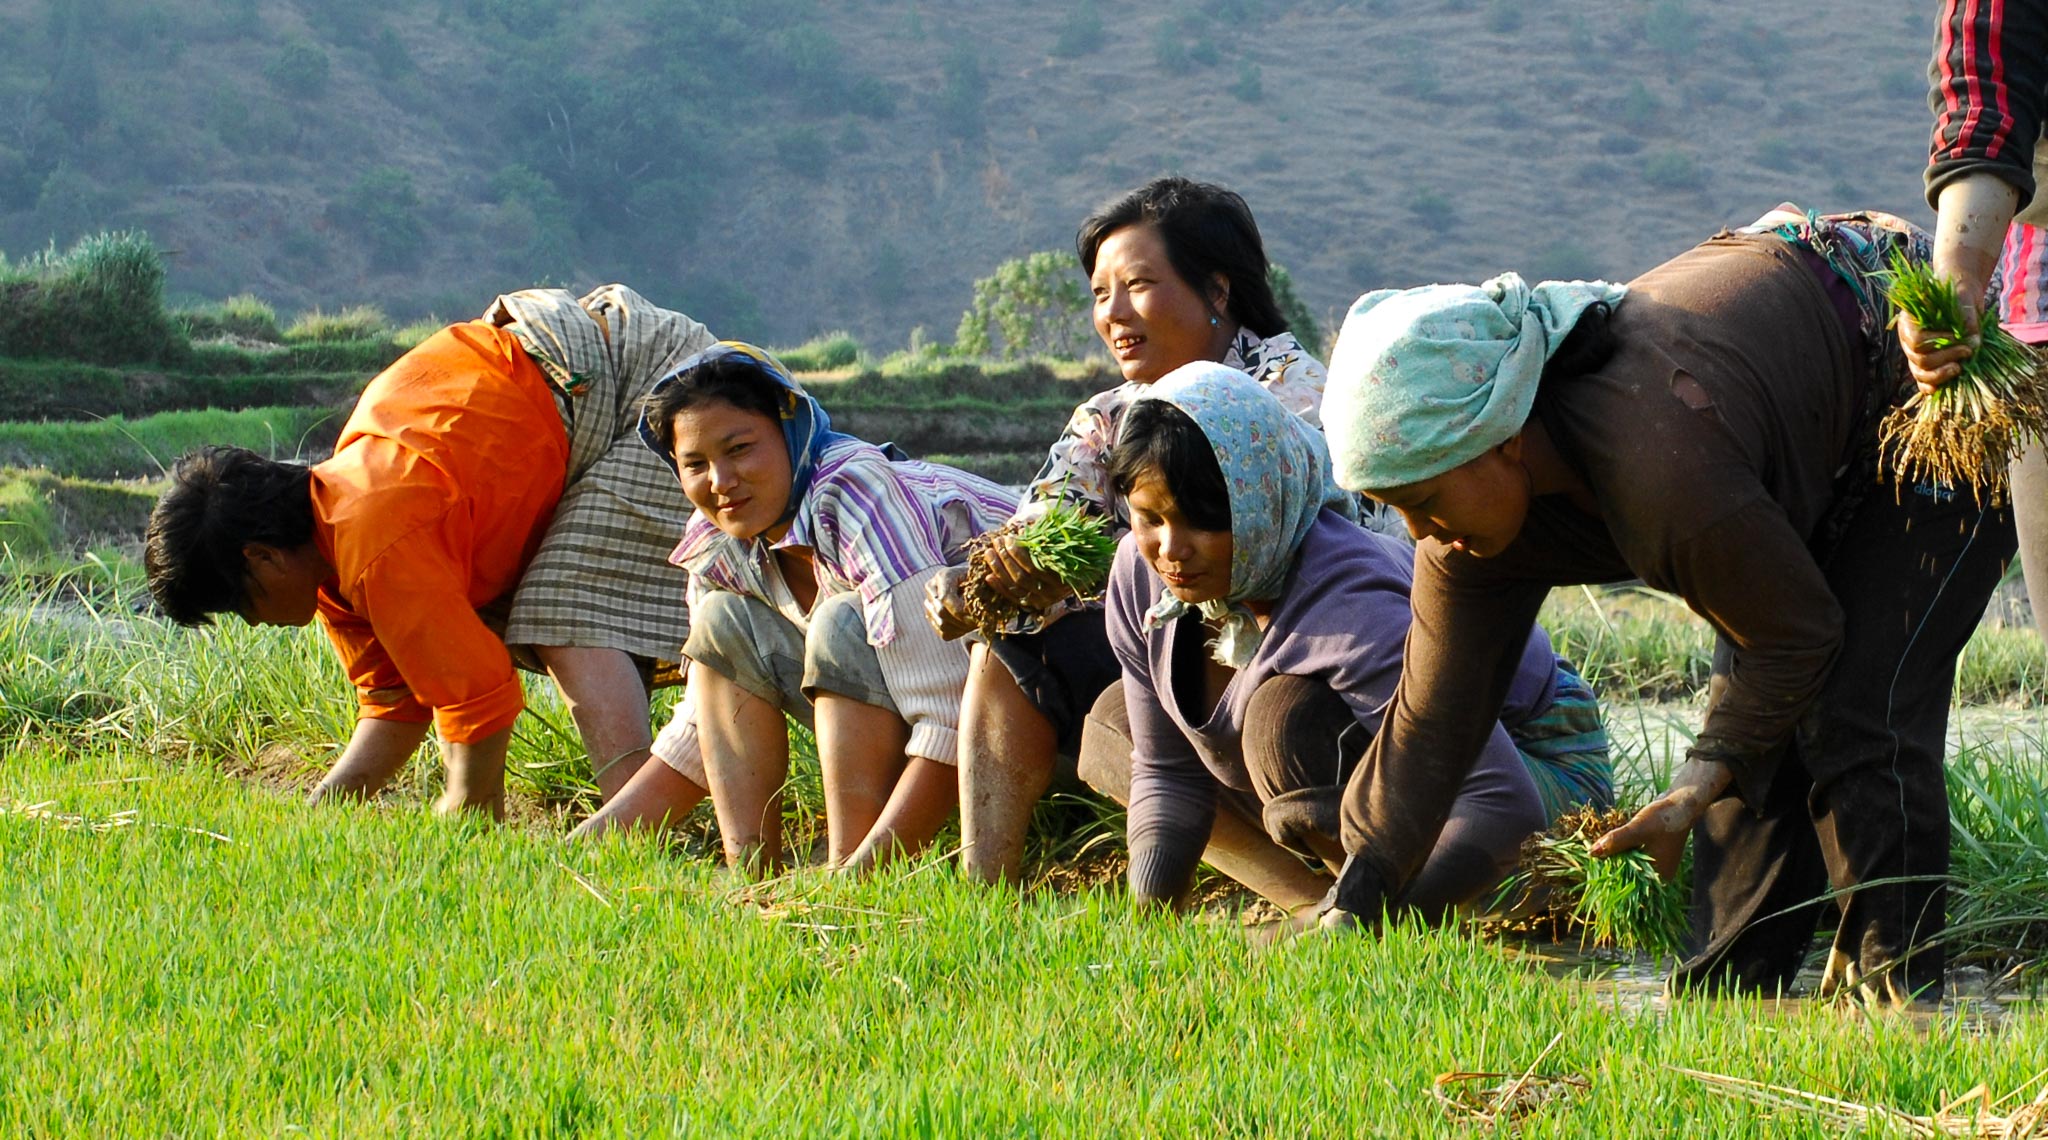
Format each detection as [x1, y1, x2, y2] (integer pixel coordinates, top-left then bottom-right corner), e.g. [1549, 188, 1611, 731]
[937, 48, 987, 139]
[954, 251, 1092, 361]
[176, 295, 282, 344]
[1053, 0, 1102, 57]
[284, 306, 390, 343]
[265, 40, 331, 100]
[776, 332, 863, 373]
[1231, 62, 1264, 103]
[1642, 148, 1705, 190]
[1407, 189, 1455, 232]
[329, 168, 425, 272]
[0, 231, 183, 366]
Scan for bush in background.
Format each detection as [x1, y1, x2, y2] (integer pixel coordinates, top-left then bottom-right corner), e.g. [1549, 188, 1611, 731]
[284, 306, 390, 343]
[775, 332, 863, 373]
[176, 294, 283, 343]
[954, 251, 1092, 361]
[0, 231, 184, 366]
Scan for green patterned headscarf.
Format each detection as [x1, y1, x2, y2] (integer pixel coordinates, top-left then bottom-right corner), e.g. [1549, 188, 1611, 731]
[1323, 273, 1627, 491]
[1134, 362, 1356, 667]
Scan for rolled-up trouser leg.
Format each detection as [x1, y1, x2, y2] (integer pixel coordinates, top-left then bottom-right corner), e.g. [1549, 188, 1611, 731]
[1243, 674, 1541, 920]
[1676, 484, 2014, 1001]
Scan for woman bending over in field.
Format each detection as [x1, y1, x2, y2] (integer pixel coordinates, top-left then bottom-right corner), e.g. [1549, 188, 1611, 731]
[1090, 363, 1612, 918]
[574, 344, 1016, 874]
[926, 176, 1402, 897]
[1318, 208, 2013, 1006]
[145, 286, 715, 819]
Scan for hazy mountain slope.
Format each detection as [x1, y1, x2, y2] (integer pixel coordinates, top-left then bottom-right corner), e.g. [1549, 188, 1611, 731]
[0, 0, 1941, 348]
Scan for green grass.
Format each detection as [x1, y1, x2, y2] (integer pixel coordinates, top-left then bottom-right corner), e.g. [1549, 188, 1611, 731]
[0, 407, 343, 481]
[0, 560, 2043, 1131]
[0, 469, 158, 555]
[2, 743, 2044, 1135]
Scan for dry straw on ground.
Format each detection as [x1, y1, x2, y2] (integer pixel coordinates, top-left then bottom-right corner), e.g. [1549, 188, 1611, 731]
[1677, 1066, 2048, 1138]
[1432, 1033, 1591, 1126]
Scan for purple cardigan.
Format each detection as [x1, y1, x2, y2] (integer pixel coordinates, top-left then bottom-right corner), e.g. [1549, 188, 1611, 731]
[1105, 508, 1558, 898]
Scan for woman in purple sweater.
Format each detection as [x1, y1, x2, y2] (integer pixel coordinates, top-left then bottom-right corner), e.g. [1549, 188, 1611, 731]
[1092, 362, 1611, 914]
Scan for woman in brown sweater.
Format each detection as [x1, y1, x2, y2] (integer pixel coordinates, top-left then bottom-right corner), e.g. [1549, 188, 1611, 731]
[1319, 209, 2015, 1007]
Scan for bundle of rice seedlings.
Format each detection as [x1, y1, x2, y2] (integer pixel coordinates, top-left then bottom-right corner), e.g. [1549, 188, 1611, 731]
[960, 500, 1117, 639]
[1878, 252, 2048, 505]
[1492, 805, 1690, 957]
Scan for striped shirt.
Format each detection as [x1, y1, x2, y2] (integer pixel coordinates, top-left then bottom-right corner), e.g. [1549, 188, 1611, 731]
[1922, 0, 2048, 341]
[671, 437, 1019, 646]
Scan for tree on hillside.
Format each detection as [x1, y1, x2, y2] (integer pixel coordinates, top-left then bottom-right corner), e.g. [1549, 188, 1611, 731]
[954, 251, 1092, 361]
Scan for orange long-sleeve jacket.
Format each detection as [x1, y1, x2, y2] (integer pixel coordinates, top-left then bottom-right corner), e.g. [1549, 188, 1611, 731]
[311, 322, 570, 744]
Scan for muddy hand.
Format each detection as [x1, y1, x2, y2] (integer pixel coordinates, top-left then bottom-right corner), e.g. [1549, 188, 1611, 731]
[983, 532, 1071, 609]
[1899, 308, 1978, 393]
[1589, 756, 1733, 882]
[924, 565, 976, 640]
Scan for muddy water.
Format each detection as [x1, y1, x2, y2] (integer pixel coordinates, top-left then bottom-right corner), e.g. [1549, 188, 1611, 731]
[1504, 941, 2037, 1032]
[1605, 702, 2048, 771]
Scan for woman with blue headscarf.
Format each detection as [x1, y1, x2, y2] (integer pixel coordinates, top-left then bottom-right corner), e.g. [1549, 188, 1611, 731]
[573, 343, 1017, 874]
[1318, 212, 2016, 1007]
[1086, 362, 1611, 915]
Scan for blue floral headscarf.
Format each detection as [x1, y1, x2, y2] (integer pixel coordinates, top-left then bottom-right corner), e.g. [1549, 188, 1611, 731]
[638, 341, 854, 527]
[1132, 362, 1356, 667]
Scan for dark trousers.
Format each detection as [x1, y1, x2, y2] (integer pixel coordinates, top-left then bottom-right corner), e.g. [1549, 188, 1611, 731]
[1674, 482, 2014, 1004]
[1244, 675, 1535, 919]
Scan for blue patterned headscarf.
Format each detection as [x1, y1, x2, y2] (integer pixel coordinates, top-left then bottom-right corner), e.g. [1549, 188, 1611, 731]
[1133, 362, 1356, 667]
[638, 341, 854, 527]
[1323, 273, 1627, 491]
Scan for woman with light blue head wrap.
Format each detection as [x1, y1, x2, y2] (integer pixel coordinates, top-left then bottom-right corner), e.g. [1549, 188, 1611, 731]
[1078, 361, 1612, 917]
[1313, 215, 2016, 1008]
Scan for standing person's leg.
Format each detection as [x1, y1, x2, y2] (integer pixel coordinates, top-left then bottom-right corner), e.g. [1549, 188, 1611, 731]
[2009, 441, 2048, 624]
[1676, 487, 2015, 1002]
[957, 646, 1060, 884]
[1806, 486, 2013, 1004]
[536, 645, 654, 801]
[568, 677, 712, 841]
[1079, 682, 1330, 914]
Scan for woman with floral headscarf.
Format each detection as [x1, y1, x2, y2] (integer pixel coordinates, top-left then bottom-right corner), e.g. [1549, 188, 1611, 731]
[573, 343, 1017, 873]
[1318, 210, 2015, 1006]
[1089, 362, 1611, 914]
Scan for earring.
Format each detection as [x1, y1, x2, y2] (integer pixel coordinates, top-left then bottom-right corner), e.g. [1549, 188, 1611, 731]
[1210, 315, 1220, 327]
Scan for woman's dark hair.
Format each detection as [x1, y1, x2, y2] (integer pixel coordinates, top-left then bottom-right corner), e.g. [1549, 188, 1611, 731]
[641, 354, 788, 461]
[1107, 400, 1232, 532]
[1539, 301, 1619, 386]
[145, 446, 316, 626]
[1076, 176, 1288, 339]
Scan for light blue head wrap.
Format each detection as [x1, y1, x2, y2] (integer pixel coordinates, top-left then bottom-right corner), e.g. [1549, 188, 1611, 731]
[1132, 361, 1357, 667]
[1322, 273, 1627, 492]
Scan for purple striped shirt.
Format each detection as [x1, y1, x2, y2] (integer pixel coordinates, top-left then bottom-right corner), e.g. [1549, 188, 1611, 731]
[671, 438, 1018, 645]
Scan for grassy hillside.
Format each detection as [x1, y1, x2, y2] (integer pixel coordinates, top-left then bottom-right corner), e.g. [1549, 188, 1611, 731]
[0, 0, 1942, 349]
